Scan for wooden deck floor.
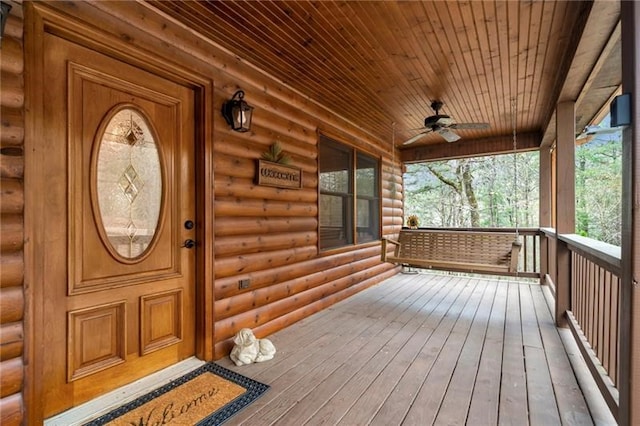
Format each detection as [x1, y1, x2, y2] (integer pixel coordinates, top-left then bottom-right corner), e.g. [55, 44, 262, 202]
[218, 272, 611, 425]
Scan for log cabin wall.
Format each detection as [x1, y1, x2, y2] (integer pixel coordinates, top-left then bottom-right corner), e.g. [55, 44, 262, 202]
[6, 1, 402, 421]
[213, 154, 402, 355]
[0, 1, 25, 425]
[1, 2, 25, 425]
[81, 0, 404, 357]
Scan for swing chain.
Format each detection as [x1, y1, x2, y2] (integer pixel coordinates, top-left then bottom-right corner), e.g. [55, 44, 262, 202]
[512, 98, 519, 240]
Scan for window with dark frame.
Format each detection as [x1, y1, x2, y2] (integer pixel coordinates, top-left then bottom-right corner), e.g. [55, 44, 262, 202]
[319, 136, 380, 250]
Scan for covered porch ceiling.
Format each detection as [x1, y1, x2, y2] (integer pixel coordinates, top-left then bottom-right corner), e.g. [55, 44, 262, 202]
[151, 0, 621, 162]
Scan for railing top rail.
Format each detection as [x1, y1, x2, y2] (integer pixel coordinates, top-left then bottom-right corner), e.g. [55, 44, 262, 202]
[416, 227, 541, 235]
[540, 227, 555, 236]
[558, 233, 621, 275]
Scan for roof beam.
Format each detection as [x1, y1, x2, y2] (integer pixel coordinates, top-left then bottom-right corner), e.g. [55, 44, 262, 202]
[400, 131, 541, 163]
[541, 1, 621, 147]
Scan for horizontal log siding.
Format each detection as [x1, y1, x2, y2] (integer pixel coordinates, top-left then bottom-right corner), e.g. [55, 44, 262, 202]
[381, 159, 404, 236]
[40, 1, 404, 361]
[212, 100, 400, 353]
[0, 322, 23, 361]
[0, 3, 24, 425]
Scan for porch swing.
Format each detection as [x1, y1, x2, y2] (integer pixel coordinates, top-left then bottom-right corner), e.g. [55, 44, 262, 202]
[382, 102, 522, 275]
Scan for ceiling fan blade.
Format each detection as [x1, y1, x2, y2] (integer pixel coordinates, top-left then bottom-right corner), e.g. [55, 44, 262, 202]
[403, 130, 432, 145]
[576, 126, 620, 140]
[437, 128, 461, 143]
[450, 122, 490, 130]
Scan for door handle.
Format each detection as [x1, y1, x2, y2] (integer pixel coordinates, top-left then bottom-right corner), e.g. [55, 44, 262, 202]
[182, 239, 196, 249]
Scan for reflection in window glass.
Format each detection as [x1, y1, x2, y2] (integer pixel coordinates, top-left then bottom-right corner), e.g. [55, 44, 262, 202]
[356, 154, 376, 196]
[319, 141, 351, 193]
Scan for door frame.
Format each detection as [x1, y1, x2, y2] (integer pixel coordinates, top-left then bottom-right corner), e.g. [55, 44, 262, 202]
[24, 3, 215, 423]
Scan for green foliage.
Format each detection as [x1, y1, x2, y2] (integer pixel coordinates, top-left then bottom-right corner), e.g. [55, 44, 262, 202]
[261, 142, 291, 165]
[404, 152, 539, 229]
[575, 137, 621, 245]
[403, 136, 622, 246]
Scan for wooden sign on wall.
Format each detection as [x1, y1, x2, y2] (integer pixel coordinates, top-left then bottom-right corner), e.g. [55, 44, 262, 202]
[256, 160, 302, 189]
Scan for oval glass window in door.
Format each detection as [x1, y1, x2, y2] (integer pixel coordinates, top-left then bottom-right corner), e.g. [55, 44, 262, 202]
[94, 107, 163, 261]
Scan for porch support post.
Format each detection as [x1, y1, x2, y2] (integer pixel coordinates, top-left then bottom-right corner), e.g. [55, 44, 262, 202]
[539, 146, 552, 283]
[555, 101, 575, 328]
[620, 1, 639, 424]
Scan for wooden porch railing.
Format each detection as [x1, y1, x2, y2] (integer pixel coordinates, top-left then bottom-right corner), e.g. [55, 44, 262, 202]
[541, 228, 621, 420]
[418, 227, 541, 278]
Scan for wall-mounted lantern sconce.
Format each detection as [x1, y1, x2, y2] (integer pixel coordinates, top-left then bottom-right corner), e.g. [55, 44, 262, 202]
[1, 2, 12, 39]
[221, 90, 253, 132]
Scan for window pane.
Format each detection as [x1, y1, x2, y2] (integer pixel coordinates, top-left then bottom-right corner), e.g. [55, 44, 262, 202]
[356, 152, 380, 242]
[319, 138, 353, 250]
[357, 199, 371, 228]
[356, 153, 377, 197]
[319, 194, 353, 249]
[320, 169, 349, 193]
[357, 198, 379, 243]
[319, 140, 351, 193]
[320, 194, 345, 227]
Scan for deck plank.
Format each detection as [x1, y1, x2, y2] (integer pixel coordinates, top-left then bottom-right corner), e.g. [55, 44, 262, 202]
[401, 279, 488, 425]
[216, 273, 600, 426]
[467, 279, 508, 425]
[368, 276, 487, 425]
[346, 277, 479, 425]
[520, 285, 562, 425]
[232, 273, 443, 424]
[308, 276, 470, 425]
[530, 284, 595, 425]
[433, 280, 498, 425]
[274, 274, 458, 425]
[235, 272, 423, 383]
[498, 283, 529, 425]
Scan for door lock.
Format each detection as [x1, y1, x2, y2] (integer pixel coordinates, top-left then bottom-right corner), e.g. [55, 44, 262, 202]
[182, 239, 196, 249]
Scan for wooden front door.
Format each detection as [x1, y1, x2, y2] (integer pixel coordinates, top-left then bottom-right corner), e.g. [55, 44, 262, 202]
[40, 33, 197, 417]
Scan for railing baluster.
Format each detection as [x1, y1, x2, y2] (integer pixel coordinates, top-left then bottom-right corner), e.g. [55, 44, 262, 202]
[603, 272, 611, 377]
[552, 232, 621, 417]
[532, 235, 538, 274]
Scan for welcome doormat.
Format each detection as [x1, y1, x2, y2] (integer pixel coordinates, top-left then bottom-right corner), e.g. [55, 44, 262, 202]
[84, 363, 269, 426]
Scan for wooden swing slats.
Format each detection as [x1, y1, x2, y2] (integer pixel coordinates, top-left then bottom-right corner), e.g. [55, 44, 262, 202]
[381, 229, 521, 274]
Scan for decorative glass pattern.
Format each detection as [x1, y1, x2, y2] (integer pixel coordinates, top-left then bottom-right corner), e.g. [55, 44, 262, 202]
[96, 108, 162, 259]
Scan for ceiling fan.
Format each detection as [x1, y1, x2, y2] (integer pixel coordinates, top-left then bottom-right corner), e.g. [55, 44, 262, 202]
[403, 101, 490, 144]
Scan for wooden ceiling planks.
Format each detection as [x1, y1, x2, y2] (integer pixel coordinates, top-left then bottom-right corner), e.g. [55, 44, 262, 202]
[476, 1, 508, 136]
[149, 0, 620, 161]
[419, 2, 472, 122]
[526, 0, 554, 132]
[297, 1, 399, 126]
[244, 1, 395, 138]
[458, 1, 496, 128]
